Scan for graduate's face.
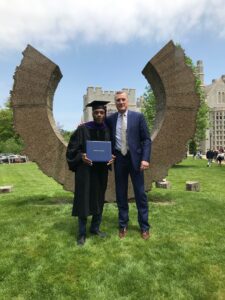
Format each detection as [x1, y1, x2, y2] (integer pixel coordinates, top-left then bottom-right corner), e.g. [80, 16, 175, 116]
[115, 92, 128, 113]
[92, 109, 106, 124]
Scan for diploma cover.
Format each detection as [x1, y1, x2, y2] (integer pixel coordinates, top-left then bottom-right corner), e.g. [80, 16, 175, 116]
[86, 141, 112, 162]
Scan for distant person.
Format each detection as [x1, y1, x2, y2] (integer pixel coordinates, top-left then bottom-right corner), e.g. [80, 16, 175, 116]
[66, 100, 114, 246]
[217, 149, 224, 166]
[106, 91, 151, 240]
[206, 149, 214, 167]
[196, 150, 202, 159]
[192, 150, 197, 159]
[213, 149, 219, 162]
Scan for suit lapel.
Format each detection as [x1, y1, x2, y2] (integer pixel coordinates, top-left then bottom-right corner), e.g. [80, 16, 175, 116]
[127, 110, 132, 132]
[113, 112, 118, 135]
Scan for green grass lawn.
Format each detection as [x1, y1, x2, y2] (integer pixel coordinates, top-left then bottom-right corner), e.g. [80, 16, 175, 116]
[0, 158, 225, 300]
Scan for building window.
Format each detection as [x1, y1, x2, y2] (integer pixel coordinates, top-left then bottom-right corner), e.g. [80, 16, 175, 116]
[223, 92, 225, 103]
[218, 92, 221, 103]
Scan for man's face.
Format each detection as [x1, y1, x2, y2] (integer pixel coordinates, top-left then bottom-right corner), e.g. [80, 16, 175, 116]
[115, 92, 128, 113]
[92, 108, 106, 124]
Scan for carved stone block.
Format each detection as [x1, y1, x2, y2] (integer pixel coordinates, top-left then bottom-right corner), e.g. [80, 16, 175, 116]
[186, 181, 200, 192]
[0, 186, 13, 193]
[155, 180, 171, 189]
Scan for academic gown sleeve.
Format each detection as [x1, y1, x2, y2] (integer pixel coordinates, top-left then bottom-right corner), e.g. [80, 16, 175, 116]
[66, 126, 85, 172]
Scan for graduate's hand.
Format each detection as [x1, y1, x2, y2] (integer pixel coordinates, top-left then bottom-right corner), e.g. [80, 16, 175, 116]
[140, 160, 149, 171]
[107, 155, 116, 166]
[82, 153, 93, 166]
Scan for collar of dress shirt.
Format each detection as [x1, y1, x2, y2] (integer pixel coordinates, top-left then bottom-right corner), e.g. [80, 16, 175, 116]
[120, 110, 128, 117]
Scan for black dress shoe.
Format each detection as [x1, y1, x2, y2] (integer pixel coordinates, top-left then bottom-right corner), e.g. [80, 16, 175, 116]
[77, 235, 86, 246]
[90, 230, 107, 238]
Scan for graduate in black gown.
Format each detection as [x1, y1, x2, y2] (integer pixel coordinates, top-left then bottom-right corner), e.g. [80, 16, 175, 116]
[66, 101, 114, 245]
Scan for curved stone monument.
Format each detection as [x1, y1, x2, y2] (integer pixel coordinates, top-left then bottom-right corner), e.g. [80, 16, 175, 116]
[11, 41, 200, 201]
[142, 41, 200, 185]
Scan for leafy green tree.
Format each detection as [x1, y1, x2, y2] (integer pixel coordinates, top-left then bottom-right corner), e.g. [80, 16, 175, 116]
[185, 56, 209, 144]
[60, 129, 72, 142]
[0, 100, 24, 153]
[56, 122, 72, 142]
[0, 100, 14, 141]
[0, 138, 23, 154]
[141, 85, 156, 132]
[189, 139, 197, 155]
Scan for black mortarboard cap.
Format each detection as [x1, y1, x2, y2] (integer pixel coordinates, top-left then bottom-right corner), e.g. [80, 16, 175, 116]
[86, 100, 110, 111]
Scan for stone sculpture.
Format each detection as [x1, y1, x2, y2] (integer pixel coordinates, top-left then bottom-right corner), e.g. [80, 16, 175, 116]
[11, 41, 200, 201]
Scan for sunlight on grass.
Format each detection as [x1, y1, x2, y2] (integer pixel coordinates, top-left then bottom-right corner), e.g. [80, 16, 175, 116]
[0, 159, 225, 299]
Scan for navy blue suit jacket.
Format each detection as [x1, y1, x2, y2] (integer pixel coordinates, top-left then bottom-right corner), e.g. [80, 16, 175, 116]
[106, 110, 151, 171]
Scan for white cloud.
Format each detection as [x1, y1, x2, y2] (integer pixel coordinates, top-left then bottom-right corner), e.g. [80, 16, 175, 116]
[0, 0, 225, 53]
[203, 0, 225, 38]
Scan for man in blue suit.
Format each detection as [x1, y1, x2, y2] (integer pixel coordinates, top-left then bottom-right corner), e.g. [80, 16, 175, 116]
[106, 91, 151, 239]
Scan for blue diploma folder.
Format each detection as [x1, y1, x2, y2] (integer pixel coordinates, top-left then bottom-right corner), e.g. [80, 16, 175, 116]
[86, 140, 112, 162]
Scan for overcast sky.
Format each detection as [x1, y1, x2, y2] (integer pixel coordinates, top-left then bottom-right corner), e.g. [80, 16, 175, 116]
[0, 0, 225, 130]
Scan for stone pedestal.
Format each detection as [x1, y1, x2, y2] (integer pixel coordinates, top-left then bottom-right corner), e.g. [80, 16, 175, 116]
[186, 181, 200, 192]
[155, 180, 171, 189]
[0, 186, 13, 193]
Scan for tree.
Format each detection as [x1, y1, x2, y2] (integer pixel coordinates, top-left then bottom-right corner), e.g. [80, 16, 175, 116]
[141, 85, 156, 132]
[56, 122, 72, 142]
[60, 129, 72, 142]
[0, 100, 24, 153]
[0, 138, 23, 154]
[185, 55, 209, 151]
[189, 139, 197, 155]
[0, 100, 14, 141]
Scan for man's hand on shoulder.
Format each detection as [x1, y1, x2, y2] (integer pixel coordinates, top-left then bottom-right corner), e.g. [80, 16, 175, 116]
[140, 160, 150, 171]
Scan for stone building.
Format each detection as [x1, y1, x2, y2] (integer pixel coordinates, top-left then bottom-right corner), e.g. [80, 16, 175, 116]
[197, 60, 225, 152]
[83, 63, 225, 153]
[83, 87, 143, 122]
[205, 75, 225, 151]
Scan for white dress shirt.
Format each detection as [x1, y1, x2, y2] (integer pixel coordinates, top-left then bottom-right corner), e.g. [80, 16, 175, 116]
[115, 111, 128, 151]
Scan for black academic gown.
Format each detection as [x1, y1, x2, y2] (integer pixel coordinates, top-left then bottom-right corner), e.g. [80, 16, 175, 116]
[66, 122, 111, 217]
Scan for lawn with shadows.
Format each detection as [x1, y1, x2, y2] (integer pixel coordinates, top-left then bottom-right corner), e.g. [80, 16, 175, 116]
[0, 159, 225, 299]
